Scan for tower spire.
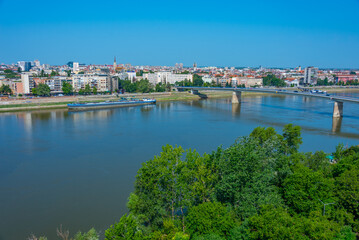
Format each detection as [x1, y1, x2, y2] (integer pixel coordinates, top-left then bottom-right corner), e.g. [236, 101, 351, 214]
[113, 56, 117, 71]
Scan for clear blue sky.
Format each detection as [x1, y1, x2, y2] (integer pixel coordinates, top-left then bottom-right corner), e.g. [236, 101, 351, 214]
[0, 0, 358, 68]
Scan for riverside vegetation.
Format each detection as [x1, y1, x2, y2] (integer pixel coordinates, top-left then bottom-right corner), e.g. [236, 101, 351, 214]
[30, 124, 359, 240]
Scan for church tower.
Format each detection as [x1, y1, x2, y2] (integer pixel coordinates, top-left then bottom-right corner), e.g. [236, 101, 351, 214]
[113, 57, 117, 71]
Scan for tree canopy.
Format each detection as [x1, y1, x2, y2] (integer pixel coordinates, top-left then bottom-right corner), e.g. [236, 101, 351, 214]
[102, 124, 359, 239]
[32, 83, 51, 96]
[262, 74, 286, 87]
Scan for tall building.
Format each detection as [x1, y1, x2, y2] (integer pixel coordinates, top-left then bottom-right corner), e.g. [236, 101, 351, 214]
[17, 61, 32, 71]
[21, 74, 34, 94]
[304, 67, 318, 85]
[73, 62, 79, 72]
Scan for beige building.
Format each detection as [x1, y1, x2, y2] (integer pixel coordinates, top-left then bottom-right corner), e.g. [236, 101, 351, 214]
[72, 74, 115, 92]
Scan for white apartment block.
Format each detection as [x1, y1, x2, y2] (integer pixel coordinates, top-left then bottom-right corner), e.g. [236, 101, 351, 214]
[46, 77, 72, 92]
[145, 72, 193, 85]
[72, 74, 110, 92]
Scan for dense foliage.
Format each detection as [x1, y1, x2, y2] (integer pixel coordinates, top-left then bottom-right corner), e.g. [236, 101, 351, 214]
[262, 73, 286, 87]
[104, 124, 359, 239]
[0, 84, 12, 95]
[32, 83, 51, 96]
[119, 79, 171, 93]
[62, 81, 73, 95]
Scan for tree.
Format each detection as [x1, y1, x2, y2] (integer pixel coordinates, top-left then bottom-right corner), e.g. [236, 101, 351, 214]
[335, 169, 359, 220]
[263, 74, 286, 87]
[62, 82, 73, 95]
[73, 228, 99, 240]
[33, 83, 51, 96]
[84, 84, 91, 95]
[282, 124, 302, 154]
[4, 69, 17, 79]
[105, 214, 143, 240]
[50, 71, 59, 76]
[214, 132, 284, 219]
[137, 79, 152, 93]
[193, 74, 204, 86]
[155, 83, 166, 92]
[186, 202, 236, 238]
[165, 82, 172, 92]
[283, 164, 336, 216]
[0, 84, 12, 95]
[93, 86, 97, 95]
[17, 67, 22, 73]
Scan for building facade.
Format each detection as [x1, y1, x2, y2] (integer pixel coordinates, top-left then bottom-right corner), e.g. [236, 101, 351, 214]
[304, 67, 318, 85]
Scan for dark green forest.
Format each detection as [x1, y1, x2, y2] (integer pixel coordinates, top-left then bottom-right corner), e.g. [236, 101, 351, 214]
[34, 125, 359, 240]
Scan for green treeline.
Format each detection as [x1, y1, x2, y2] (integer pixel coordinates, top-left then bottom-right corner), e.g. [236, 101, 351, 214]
[119, 79, 172, 93]
[102, 124, 358, 240]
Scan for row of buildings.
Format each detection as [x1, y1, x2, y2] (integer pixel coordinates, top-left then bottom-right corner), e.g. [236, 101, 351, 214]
[6, 74, 119, 95]
[1, 58, 358, 95]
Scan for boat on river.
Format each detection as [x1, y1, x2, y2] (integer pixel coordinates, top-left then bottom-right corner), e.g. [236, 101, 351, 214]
[67, 98, 156, 110]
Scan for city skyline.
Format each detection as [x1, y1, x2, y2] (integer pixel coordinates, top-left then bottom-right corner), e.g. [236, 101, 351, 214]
[1, 0, 359, 68]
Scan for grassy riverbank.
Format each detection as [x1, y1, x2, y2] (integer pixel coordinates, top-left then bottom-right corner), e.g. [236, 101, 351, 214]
[0, 88, 358, 113]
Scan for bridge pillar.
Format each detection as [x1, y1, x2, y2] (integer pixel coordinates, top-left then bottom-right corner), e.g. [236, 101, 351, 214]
[333, 101, 343, 118]
[191, 89, 199, 95]
[232, 91, 241, 104]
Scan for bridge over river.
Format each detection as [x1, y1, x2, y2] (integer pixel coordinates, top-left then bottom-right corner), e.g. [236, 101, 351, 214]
[176, 86, 359, 118]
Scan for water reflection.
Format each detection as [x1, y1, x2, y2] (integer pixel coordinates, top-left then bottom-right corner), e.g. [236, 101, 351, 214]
[232, 103, 241, 116]
[332, 117, 343, 133]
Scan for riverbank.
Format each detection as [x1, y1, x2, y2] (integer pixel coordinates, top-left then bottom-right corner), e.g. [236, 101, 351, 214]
[1, 88, 359, 113]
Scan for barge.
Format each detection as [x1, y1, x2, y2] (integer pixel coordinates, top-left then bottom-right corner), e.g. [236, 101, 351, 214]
[68, 98, 156, 110]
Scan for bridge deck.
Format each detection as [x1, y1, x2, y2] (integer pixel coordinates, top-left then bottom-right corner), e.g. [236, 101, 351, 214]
[176, 87, 359, 104]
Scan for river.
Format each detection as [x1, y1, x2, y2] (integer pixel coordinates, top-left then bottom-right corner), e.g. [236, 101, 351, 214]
[1, 92, 359, 239]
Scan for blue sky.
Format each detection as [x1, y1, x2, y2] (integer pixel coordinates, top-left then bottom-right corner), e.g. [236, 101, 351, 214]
[0, 0, 359, 68]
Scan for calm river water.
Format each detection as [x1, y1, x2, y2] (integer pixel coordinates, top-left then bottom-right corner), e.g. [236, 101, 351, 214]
[1, 93, 359, 239]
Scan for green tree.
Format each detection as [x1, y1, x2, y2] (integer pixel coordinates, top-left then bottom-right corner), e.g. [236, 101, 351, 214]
[105, 214, 143, 240]
[282, 124, 302, 154]
[165, 82, 172, 92]
[335, 169, 359, 220]
[214, 133, 284, 219]
[50, 70, 59, 76]
[62, 82, 73, 95]
[73, 228, 99, 240]
[0, 84, 12, 95]
[193, 74, 204, 86]
[137, 79, 152, 93]
[18, 67, 22, 73]
[263, 74, 286, 87]
[84, 84, 91, 95]
[186, 202, 236, 238]
[155, 83, 166, 92]
[283, 164, 336, 216]
[32, 83, 51, 96]
[93, 86, 97, 95]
